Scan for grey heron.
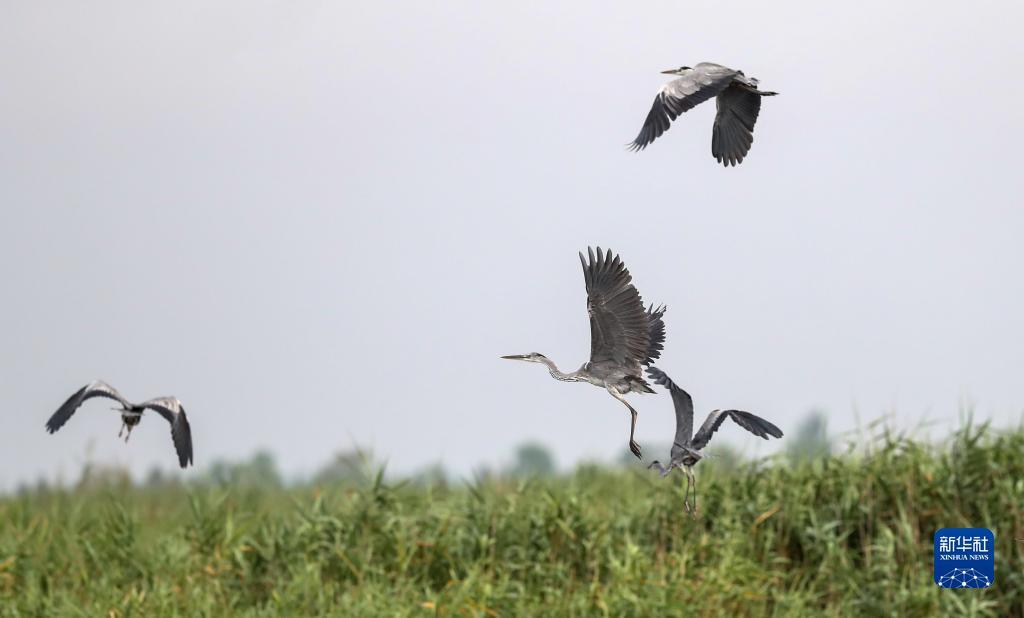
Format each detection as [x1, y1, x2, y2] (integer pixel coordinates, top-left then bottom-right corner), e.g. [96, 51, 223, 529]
[645, 366, 782, 513]
[502, 247, 666, 459]
[45, 380, 194, 468]
[629, 62, 778, 166]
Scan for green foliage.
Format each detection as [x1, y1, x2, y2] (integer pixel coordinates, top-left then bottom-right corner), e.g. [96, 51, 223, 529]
[2, 423, 1022, 616]
[203, 450, 284, 489]
[313, 448, 376, 487]
[506, 442, 557, 478]
[786, 410, 832, 464]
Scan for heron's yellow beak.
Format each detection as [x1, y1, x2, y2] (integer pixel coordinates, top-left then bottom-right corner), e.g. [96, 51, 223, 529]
[501, 354, 530, 361]
[661, 69, 678, 74]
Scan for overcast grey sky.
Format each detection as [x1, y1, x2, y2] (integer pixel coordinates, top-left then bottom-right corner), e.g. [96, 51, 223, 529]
[2, 1, 1022, 489]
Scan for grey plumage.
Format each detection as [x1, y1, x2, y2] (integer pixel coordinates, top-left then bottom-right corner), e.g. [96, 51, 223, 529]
[136, 397, 194, 469]
[647, 368, 694, 455]
[692, 407, 782, 450]
[503, 247, 666, 459]
[629, 62, 778, 166]
[45, 380, 131, 434]
[45, 380, 194, 469]
[646, 366, 782, 513]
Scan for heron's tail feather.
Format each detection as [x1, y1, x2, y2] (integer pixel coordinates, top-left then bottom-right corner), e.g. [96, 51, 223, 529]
[628, 375, 656, 394]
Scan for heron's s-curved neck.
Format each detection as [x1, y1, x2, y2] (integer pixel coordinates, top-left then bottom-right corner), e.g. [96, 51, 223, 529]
[538, 356, 580, 382]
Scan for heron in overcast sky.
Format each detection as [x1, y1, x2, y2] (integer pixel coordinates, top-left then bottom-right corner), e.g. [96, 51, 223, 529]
[629, 62, 778, 166]
[645, 366, 782, 514]
[502, 247, 666, 459]
[45, 380, 194, 468]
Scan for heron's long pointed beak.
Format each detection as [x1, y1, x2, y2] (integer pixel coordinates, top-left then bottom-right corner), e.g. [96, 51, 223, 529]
[501, 354, 530, 361]
[661, 69, 680, 74]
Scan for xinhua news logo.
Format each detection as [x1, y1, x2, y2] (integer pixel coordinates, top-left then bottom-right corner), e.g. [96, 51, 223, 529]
[934, 528, 994, 588]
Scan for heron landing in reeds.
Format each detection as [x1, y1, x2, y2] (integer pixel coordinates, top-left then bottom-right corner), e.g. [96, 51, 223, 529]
[645, 366, 783, 514]
[502, 247, 666, 459]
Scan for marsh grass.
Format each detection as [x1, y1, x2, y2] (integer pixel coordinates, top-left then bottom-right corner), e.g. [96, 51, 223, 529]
[2, 421, 1022, 616]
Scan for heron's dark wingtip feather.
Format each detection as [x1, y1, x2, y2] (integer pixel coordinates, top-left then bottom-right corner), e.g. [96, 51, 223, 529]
[140, 397, 194, 469]
[645, 365, 673, 389]
[630, 93, 672, 152]
[174, 409, 194, 469]
[582, 247, 652, 369]
[726, 410, 784, 441]
[712, 83, 763, 167]
[45, 384, 90, 434]
[44, 413, 64, 434]
[758, 417, 784, 439]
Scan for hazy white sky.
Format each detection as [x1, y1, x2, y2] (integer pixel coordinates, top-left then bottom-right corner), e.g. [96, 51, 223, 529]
[2, 1, 1022, 489]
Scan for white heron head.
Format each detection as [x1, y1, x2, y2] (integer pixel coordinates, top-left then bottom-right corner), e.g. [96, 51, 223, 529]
[500, 352, 549, 364]
[661, 66, 691, 76]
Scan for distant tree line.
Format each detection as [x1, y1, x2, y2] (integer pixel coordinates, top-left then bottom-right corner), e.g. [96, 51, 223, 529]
[17, 411, 835, 493]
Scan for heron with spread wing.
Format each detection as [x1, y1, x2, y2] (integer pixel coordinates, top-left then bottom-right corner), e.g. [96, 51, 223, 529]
[45, 380, 194, 468]
[502, 247, 666, 459]
[645, 366, 782, 513]
[629, 62, 778, 166]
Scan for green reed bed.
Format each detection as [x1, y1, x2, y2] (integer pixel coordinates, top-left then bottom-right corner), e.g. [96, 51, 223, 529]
[1, 422, 1022, 616]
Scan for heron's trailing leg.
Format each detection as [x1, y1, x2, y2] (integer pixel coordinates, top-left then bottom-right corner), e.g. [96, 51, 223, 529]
[118, 413, 140, 443]
[607, 386, 642, 459]
[684, 466, 698, 518]
[118, 421, 135, 443]
[682, 467, 693, 514]
[692, 470, 698, 516]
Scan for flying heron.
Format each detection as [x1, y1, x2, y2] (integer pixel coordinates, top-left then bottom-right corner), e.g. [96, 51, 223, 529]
[45, 380, 194, 468]
[629, 62, 778, 166]
[502, 247, 666, 459]
[645, 366, 782, 513]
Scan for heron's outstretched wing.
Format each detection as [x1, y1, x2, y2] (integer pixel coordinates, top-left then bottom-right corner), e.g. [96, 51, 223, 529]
[46, 380, 132, 433]
[691, 409, 783, 450]
[139, 397, 194, 468]
[712, 83, 764, 167]
[580, 247, 651, 371]
[629, 63, 738, 151]
[643, 304, 667, 365]
[645, 366, 694, 451]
